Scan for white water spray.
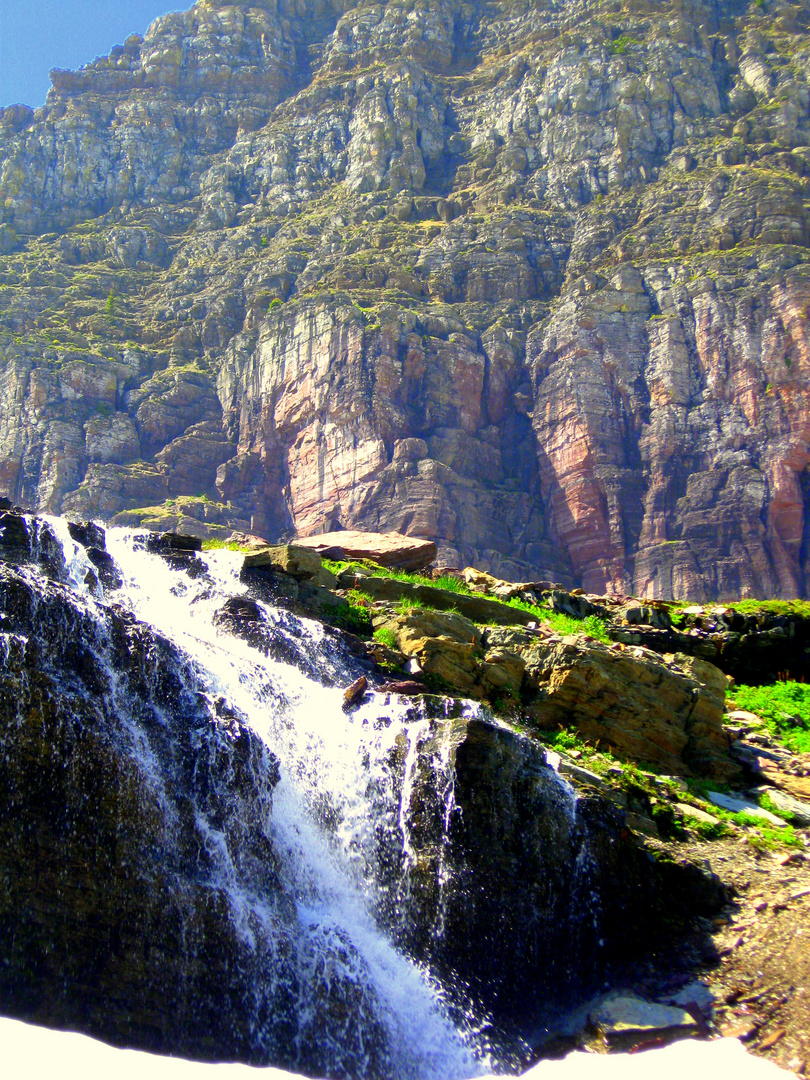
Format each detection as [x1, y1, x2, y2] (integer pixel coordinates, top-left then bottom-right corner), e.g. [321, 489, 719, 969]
[98, 530, 488, 1079]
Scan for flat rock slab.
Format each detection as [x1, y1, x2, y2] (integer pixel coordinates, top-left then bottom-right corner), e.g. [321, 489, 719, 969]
[759, 762, 810, 801]
[666, 980, 718, 1011]
[589, 994, 695, 1034]
[750, 786, 810, 826]
[295, 530, 437, 571]
[727, 710, 765, 727]
[677, 802, 722, 825]
[707, 791, 787, 826]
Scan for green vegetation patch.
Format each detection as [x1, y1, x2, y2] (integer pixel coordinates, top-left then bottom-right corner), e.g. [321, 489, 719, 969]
[373, 626, 398, 649]
[729, 680, 810, 753]
[201, 539, 252, 553]
[717, 598, 810, 618]
[609, 34, 641, 55]
[504, 596, 610, 641]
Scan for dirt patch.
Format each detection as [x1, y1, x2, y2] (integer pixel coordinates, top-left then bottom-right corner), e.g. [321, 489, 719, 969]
[692, 837, 810, 1074]
[553, 835, 810, 1076]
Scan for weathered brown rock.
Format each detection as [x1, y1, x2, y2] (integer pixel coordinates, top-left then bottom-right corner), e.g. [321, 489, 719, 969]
[523, 639, 735, 779]
[295, 530, 437, 572]
[243, 543, 323, 580]
[343, 675, 368, 708]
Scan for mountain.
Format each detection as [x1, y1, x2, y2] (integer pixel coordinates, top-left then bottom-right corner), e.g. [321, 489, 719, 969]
[1, 0, 809, 600]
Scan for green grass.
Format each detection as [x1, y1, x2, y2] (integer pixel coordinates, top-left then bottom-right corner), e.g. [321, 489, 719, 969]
[373, 626, 398, 649]
[729, 681, 810, 753]
[432, 574, 469, 593]
[726, 598, 810, 618]
[323, 560, 611, 639]
[397, 596, 425, 614]
[201, 539, 250, 552]
[506, 597, 610, 642]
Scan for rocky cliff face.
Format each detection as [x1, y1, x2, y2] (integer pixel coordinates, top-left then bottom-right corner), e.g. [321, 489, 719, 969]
[2, 0, 810, 598]
[0, 508, 730, 1066]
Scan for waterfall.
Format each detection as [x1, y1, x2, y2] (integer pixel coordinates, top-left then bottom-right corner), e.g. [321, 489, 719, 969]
[31, 521, 493, 1076]
[0, 513, 636, 1078]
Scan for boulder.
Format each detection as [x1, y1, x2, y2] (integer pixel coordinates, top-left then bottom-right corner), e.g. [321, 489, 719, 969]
[523, 639, 736, 779]
[295, 531, 437, 572]
[243, 544, 323, 580]
[376, 714, 726, 1031]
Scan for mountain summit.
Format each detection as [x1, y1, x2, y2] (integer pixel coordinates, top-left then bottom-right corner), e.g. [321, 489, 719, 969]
[1, 0, 809, 599]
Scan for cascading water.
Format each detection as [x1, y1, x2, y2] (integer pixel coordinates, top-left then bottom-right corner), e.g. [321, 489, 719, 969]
[101, 527, 490, 1078]
[0, 509, 656, 1078]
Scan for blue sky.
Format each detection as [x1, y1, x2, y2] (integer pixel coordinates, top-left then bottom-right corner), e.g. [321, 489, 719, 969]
[0, 1, 178, 107]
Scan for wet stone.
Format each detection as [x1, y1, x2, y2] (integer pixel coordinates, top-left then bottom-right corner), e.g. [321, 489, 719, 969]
[67, 520, 106, 551]
[142, 532, 203, 553]
[0, 511, 30, 562]
[86, 548, 123, 592]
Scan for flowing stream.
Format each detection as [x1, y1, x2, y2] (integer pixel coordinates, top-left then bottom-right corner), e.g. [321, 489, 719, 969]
[44, 520, 495, 1077]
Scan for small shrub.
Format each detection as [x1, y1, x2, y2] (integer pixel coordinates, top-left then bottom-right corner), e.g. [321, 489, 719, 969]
[693, 818, 730, 841]
[651, 802, 688, 840]
[373, 626, 398, 649]
[329, 591, 374, 637]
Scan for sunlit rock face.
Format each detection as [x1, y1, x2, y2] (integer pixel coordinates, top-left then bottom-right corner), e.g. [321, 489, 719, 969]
[3, 0, 810, 598]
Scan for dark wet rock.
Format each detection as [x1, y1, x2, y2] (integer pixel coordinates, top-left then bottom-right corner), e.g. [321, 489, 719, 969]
[143, 532, 203, 553]
[0, 509, 31, 562]
[0, 558, 392, 1078]
[67, 520, 106, 551]
[86, 548, 123, 591]
[366, 715, 727, 1038]
[212, 592, 354, 686]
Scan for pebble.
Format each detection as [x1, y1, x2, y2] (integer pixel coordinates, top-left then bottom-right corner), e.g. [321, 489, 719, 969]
[758, 1028, 786, 1051]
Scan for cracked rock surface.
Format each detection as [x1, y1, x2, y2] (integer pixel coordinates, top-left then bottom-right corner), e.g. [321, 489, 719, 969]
[3, 0, 810, 598]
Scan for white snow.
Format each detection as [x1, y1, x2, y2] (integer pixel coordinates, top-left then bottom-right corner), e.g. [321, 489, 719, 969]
[1, 1018, 797, 1080]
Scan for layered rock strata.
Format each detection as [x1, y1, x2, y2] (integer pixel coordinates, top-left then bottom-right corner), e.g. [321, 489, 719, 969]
[2, 0, 810, 599]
